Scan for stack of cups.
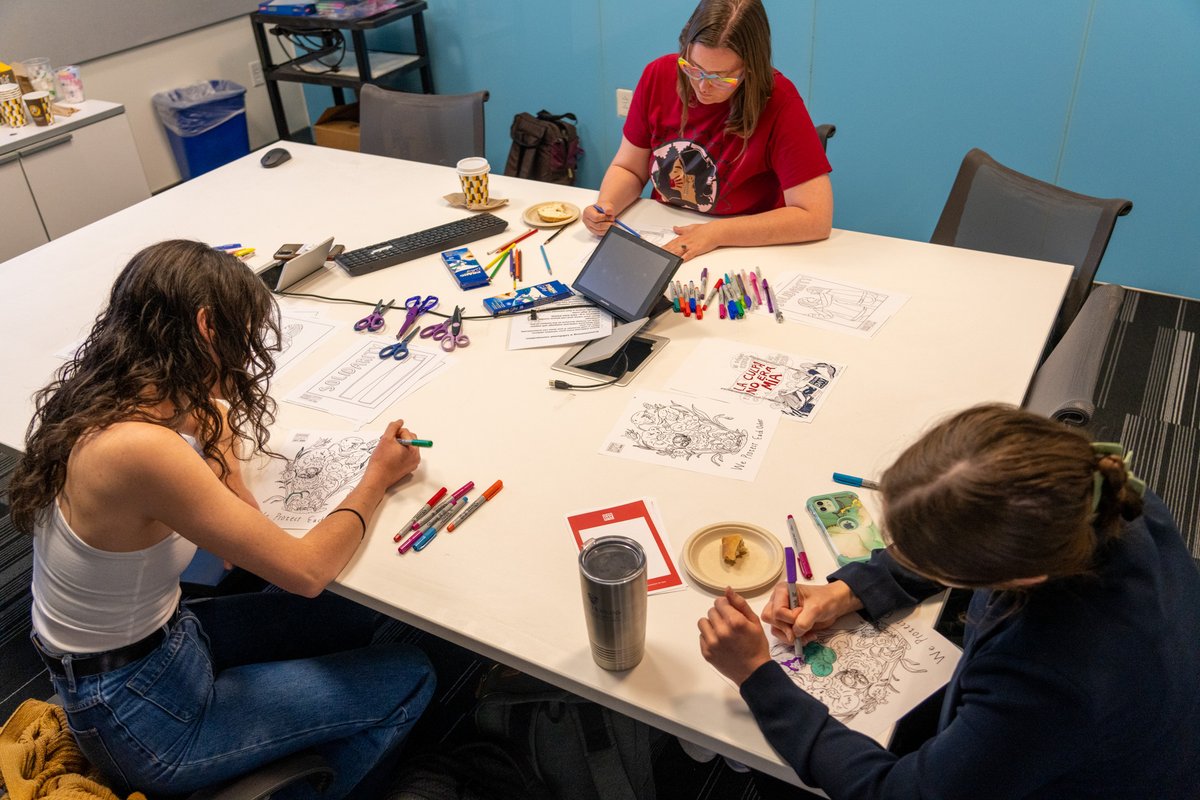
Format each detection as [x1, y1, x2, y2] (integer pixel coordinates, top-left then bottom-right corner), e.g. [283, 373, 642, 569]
[56, 66, 84, 103]
[0, 83, 27, 127]
[456, 157, 490, 208]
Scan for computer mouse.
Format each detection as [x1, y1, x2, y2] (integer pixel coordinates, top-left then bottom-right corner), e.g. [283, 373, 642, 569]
[260, 147, 291, 168]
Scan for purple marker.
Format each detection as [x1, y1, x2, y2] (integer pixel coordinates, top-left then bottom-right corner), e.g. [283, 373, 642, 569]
[764, 279, 774, 314]
[785, 547, 803, 660]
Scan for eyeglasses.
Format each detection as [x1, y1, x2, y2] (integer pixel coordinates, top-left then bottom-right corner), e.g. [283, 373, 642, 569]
[677, 57, 742, 90]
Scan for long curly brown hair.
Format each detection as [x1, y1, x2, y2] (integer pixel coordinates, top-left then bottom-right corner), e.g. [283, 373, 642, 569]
[8, 240, 280, 533]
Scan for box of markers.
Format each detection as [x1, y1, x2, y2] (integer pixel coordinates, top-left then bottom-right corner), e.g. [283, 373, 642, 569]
[482, 281, 574, 316]
[440, 247, 491, 290]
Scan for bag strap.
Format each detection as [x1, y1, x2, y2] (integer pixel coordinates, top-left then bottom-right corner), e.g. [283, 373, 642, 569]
[536, 110, 578, 126]
[569, 703, 639, 800]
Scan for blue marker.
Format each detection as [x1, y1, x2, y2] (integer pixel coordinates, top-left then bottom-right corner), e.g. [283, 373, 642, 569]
[832, 472, 881, 490]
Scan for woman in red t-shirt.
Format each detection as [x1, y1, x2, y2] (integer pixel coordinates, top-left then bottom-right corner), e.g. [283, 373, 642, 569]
[583, 0, 833, 261]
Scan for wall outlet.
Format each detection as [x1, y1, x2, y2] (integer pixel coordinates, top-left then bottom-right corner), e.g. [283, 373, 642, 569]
[616, 88, 633, 117]
[249, 60, 265, 87]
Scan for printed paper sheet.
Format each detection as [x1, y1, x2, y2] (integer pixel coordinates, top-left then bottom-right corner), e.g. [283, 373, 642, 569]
[247, 429, 378, 530]
[771, 272, 908, 338]
[566, 497, 684, 594]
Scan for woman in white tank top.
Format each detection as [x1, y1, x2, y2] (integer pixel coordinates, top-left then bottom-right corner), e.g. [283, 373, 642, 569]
[8, 240, 435, 799]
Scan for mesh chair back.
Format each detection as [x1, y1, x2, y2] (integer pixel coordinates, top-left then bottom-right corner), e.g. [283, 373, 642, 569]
[931, 148, 1131, 347]
[815, 123, 836, 152]
[358, 85, 488, 167]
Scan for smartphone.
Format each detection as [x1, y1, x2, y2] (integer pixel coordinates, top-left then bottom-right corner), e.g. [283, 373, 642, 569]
[326, 244, 345, 260]
[273, 243, 303, 260]
[805, 491, 886, 566]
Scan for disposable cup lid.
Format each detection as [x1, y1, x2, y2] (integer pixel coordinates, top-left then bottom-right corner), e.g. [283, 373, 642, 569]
[23, 91, 48, 101]
[456, 157, 490, 176]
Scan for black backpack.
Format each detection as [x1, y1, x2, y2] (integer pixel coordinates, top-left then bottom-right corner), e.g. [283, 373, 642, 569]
[504, 111, 583, 185]
[473, 665, 658, 800]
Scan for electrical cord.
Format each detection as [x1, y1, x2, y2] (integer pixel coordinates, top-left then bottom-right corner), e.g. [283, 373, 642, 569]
[268, 25, 346, 74]
[549, 352, 630, 391]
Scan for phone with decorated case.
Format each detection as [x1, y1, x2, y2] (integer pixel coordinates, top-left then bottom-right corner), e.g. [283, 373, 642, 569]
[805, 491, 886, 566]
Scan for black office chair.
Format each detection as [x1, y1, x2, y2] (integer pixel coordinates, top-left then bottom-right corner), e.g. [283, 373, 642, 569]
[815, 123, 836, 152]
[931, 147, 1132, 350]
[1023, 283, 1126, 428]
[358, 84, 489, 167]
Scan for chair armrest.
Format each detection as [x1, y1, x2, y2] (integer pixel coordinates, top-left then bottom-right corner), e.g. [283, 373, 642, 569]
[1023, 283, 1126, 427]
[186, 752, 334, 800]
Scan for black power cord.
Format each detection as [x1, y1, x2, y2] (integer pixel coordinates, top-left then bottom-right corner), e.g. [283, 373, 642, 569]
[549, 352, 630, 391]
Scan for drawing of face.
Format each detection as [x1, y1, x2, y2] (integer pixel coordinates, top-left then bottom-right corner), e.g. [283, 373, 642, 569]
[278, 436, 376, 513]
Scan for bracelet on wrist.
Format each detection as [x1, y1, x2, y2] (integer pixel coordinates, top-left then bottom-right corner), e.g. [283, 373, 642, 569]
[326, 507, 367, 540]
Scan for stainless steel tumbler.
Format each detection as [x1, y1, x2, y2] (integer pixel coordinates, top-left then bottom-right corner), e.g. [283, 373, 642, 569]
[579, 535, 648, 670]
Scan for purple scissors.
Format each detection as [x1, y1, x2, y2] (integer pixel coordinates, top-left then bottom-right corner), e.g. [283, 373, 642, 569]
[396, 294, 439, 338]
[354, 298, 395, 333]
[420, 306, 470, 352]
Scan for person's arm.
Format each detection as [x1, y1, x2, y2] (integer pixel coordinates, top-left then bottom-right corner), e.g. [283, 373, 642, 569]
[582, 136, 651, 235]
[663, 173, 832, 261]
[113, 419, 420, 596]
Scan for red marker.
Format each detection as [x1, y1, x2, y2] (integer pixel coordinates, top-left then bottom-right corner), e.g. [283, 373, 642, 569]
[394, 487, 446, 541]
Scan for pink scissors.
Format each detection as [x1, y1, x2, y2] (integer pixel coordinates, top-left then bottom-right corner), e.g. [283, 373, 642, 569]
[420, 306, 470, 352]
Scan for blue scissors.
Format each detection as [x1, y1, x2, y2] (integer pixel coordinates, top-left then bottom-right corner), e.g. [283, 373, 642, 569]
[354, 298, 395, 333]
[420, 306, 470, 352]
[396, 294, 439, 339]
[378, 326, 420, 360]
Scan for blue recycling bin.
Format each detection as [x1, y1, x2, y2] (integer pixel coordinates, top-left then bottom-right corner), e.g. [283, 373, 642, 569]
[153, 80, 250, 180]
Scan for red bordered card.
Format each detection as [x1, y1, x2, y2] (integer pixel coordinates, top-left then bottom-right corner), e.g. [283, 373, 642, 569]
[566, 498, 684, 594]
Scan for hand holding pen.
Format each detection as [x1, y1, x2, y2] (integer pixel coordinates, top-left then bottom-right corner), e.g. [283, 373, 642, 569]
[584, 203, 640, 238]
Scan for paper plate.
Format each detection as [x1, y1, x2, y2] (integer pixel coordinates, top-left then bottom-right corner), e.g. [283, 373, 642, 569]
[522, 201, 581, 228]
[682, 521, 784, 595]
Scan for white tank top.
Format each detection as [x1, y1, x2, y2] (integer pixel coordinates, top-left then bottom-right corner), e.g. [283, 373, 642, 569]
[30, 434, 201, 654]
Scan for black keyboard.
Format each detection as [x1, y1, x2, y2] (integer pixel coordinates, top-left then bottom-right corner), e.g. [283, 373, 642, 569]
[335, 213, 510, 277]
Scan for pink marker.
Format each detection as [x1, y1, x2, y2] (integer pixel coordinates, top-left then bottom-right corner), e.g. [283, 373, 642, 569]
[750, 272, 763, 306]
[451, 481, 475, 503]
[786, 514, 813, 580]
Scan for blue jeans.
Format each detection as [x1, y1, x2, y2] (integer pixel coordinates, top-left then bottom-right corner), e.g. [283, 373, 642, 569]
[46, 592, 435, 799]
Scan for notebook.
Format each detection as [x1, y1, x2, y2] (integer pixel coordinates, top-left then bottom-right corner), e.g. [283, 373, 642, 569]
[256, 237, 334, 292]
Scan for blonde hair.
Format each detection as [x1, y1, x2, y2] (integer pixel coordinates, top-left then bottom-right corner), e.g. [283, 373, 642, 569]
[677, 0, 774, 140]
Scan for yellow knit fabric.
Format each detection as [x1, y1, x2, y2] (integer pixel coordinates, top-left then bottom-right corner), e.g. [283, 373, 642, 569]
[0, 699, 147, 800]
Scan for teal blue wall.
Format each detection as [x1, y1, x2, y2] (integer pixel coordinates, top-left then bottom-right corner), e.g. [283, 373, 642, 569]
[305, 1, 1200, 299]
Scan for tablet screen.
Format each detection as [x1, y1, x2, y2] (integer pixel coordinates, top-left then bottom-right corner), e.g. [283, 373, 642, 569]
[571, 226, 682, 323]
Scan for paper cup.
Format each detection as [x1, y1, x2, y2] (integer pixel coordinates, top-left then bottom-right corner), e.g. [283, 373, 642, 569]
[23, 91, 52, 126]
[456, 157, 490, 208]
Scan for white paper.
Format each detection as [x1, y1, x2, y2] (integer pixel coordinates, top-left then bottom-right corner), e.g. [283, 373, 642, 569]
[272, 313, 337, 376]
[598, 389, 779, 481]
[772, 272, 909, 339]
[635, 227, 675, 246]
[247, 429, 379, 530]
[770, 608, 961, 745]
[283, 337, 449, 426]
[565, 497, 684, 594]
[507, 305, 613, 350]
[667, 338, 844, 423]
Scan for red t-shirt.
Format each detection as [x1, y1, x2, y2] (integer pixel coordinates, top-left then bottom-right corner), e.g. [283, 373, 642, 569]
[622, 54, 830, 216]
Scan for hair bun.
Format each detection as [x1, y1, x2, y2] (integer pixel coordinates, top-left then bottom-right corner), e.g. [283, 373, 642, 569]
[1093, 452, 1144, 524]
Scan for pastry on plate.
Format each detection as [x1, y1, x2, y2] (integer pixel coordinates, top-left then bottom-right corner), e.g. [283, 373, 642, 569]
[721, 534, 749, 565]
[537, 202, 573, 223]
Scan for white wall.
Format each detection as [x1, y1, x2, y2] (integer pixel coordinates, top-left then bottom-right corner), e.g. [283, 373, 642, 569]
[78, 16, 308, 192]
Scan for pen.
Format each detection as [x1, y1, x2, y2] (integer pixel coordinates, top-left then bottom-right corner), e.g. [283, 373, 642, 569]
[833, 472, 881, 490]
[397, 439, 433, 448]
[591, 205, 641, 238]
[750, 271, 762, 306]
[763, 278, 774, 314]
[766, 281, 783, 323]
[785, 548, 803, 660]
[540, 244, 552, 275]
[394, 487, 447, 541]
[447, 480, 503, 532]
[786, 514, 814, 580]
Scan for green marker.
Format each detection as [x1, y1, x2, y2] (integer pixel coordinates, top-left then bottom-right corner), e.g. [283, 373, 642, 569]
[398, 439, 433, 448]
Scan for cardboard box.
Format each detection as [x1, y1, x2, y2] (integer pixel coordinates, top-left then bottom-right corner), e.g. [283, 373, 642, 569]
[313, 102, 359, 152]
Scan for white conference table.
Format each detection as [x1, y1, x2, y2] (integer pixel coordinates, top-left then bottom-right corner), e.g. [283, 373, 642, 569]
[0, 143, 1071, 786]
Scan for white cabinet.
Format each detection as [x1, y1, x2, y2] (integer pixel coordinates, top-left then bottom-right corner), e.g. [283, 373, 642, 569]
[0, 103, 150, 263]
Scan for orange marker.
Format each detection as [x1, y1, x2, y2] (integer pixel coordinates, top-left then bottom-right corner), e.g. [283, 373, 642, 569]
[446, 480, 503, 532]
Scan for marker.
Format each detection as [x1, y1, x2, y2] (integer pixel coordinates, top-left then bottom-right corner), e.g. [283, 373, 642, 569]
[398, 497, 464, 553]
[213, 243, 242, 250]
[447, 480, 503, 532]
[763, 278, 775, 314]
[394, 487, 447, 541]
[540, 244, 553, 275]
[397, 439, 433, 448]
[451, 481, 475, 503]
[700, 268, 708, 299]
[591, 205, 641, 238]
[833, 472, 881, 490]
[766, 281, 783, 323]
[411, 494, 455, 531]
[719, 291, 727, 319]
[786, 514, 814, 580]
[750, 272, 763, 306]
[412, 497, 466, 552]
[725, 285, 738, 320]
[739, 271, 753, 309]
[785, 548, 803, 660]
[704, 277, 723, 310]
[668, 284, 680, 313]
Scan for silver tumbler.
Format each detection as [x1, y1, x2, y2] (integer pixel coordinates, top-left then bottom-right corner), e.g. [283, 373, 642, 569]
[579, 535, 648, 670]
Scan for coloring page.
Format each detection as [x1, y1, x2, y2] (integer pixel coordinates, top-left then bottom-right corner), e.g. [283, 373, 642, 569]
[271, 313, 337, 376]
[771, 272, 908, 339]
[668, 338, 844, 423]
[249, 430, 379, 529]
[283, 338, 449, 425]
[770, 609, 960, 744]
[599, 389, 779, 481]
